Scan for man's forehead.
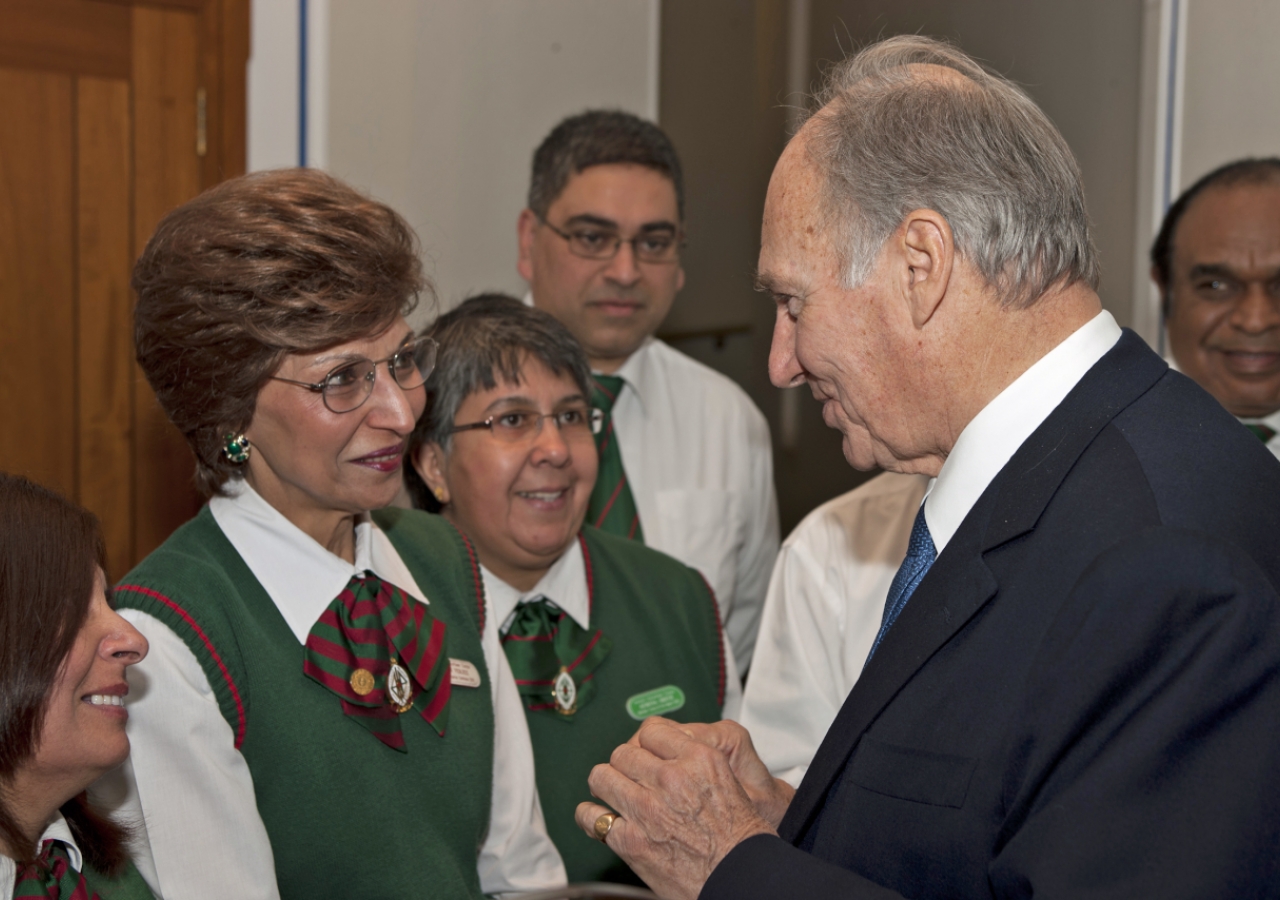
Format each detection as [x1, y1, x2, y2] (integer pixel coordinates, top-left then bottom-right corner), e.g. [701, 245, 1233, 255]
[1175, 182, 1280, 264]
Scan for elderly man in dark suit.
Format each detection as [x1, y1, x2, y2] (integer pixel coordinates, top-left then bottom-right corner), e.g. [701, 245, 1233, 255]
[574, 35, 1280, 900]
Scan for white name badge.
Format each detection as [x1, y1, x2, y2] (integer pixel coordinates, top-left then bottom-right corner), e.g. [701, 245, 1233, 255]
[449, 658, 482, 688]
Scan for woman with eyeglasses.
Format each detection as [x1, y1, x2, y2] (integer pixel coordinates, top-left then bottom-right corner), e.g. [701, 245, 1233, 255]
[105, 171, 565, 900]
[0, 474, 153, 900]
[406, 294, 739, 884]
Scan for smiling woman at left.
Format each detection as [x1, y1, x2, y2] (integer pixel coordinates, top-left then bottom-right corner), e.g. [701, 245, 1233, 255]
[103, 169, 565, 900]
[0, 473, 152, 900]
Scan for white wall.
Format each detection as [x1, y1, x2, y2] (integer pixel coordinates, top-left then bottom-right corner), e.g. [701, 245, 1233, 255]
[1181, 0, 1280, 184]
[325, 0, 660, 324]
[247, 0, 299, 171]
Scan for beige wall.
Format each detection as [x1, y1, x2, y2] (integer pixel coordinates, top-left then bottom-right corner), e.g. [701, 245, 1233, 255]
[325, 0, 659, 323]
[1181, 0, 1280, 189]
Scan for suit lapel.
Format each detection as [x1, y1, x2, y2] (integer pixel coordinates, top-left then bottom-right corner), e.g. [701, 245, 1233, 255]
[779, 330, 1168, 845]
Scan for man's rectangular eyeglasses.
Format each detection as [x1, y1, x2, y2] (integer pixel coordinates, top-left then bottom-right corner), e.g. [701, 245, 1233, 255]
[448, 406, 605, 443]
[540, 217, 683, 264]
[270, 335, 439, 414]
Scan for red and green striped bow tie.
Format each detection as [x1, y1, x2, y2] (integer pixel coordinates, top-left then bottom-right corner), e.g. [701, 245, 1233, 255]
[501, 598, 611, 718]
[587, 375, 644, 542]
[303, 572, 451, 751]
[13, 840, 98, 900]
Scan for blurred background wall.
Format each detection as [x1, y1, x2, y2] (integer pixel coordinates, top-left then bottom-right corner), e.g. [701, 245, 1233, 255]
[245, 0, 1280, 534]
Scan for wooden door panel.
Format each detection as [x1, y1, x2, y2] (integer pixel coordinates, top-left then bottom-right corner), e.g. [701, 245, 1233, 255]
[0, 67, 77, 499]
[0, 0, 247, 569]
[0, 0, 131, 78]
[77, 75, 134, 579]
[131, 4, 204, 560]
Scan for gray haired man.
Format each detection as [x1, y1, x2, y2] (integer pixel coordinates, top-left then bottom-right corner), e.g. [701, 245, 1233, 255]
[576, 36, 1280, 900]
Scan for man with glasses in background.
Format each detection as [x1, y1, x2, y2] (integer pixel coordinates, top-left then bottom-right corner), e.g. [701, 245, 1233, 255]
[516, 110, 779, 677]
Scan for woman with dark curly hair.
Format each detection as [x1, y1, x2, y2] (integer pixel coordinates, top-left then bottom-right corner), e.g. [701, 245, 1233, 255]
[0, 473, 152, 900]
[105, 169, 564, 900]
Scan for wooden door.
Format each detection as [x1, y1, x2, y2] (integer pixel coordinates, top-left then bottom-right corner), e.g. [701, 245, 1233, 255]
[0, 0, 249, 577]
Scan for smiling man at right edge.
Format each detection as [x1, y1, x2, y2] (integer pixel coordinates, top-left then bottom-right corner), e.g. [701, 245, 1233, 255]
[1154, 157, 1280, 461]
[574, 35, 1280, 900]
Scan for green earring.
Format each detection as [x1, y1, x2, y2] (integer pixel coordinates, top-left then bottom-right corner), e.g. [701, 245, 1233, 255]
[222, 433, 251, 464]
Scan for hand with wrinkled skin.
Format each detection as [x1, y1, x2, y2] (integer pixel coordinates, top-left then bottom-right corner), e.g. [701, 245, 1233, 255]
[575, 718, 781, 900]
[659, 719, 796, 828]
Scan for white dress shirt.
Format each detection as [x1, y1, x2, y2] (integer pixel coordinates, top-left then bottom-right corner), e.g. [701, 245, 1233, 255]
[97, 479, 565, 900]
[482, 539, 743, 720]
[0, 816, 80, 900]
[925, 311, 1123, 553]
[737, 471, 928, 786]
[607, 337, 780, 673]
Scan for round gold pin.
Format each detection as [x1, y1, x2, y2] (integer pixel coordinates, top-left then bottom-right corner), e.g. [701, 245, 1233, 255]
[350, 667, 375, 696]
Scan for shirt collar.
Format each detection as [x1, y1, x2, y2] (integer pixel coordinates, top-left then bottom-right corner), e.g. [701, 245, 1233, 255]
[1239, 407, 1280, 432]
[925, 310, 1123, 554]
[209, 479, 429, 642]
[483, 537, 590, 635]
[525, 287, 652, 415]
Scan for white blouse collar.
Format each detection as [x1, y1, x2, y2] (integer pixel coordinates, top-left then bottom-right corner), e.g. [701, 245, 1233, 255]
[208, 479, 430, 643]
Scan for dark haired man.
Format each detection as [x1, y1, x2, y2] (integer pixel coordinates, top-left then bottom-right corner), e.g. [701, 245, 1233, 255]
[1152, 157, 1280, 460]
[517, 110, 779, 676]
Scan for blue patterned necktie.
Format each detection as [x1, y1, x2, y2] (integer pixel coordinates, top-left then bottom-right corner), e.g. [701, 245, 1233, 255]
[865, 504, 937, 664]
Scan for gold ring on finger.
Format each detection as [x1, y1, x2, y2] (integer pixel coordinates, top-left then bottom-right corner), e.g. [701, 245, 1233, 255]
[593, 811, 620, 842]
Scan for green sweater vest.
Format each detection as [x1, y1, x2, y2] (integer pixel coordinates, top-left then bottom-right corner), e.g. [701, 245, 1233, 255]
[116, 506, 494, 900]
[526, 526, 726, 883]
[84, 859, 155, 900]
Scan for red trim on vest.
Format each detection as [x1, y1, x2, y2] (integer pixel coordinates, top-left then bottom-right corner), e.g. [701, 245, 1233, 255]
[695, 573, 727, 708]
[578, 533, 595, 618]
[454, 527, 486, 633]
[116, 584, 248, 749]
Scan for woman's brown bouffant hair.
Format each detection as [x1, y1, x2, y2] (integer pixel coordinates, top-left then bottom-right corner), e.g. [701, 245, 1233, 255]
[0, 474, 130, 872]
[132, 168, 430, 496]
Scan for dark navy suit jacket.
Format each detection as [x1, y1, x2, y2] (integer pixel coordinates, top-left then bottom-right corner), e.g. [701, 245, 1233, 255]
[704, 331, 1280, 899]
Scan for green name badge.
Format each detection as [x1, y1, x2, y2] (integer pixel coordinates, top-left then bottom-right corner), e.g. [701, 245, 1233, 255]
[626, 685, 686, 720]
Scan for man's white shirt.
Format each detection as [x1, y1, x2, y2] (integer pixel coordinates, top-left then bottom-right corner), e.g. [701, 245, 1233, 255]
[604, 337, 780, 672]
[738, 470, 928, 786]
[94, 480, 566, 900]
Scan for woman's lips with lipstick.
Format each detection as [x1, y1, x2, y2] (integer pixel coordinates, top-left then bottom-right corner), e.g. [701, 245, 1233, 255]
[351, 443, 406, 472]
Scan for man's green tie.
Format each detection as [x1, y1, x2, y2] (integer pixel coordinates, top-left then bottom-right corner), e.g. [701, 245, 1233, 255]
[1245, 422, 1277, 444]
[501, 597, 612, 717]
[587, 375, 644, 542]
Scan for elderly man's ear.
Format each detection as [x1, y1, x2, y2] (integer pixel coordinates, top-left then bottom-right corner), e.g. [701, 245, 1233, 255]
[413, 443, 450, 506]
[898, 210, 954, 329]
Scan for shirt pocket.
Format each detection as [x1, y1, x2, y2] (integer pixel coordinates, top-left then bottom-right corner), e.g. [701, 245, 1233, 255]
[845, 736, 978, 809]
[653, 489, 740, 602]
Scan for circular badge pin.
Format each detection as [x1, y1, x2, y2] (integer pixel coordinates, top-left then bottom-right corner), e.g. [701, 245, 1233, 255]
[387, 659, 414, 713]
[553, 669, 577, 715]
[349, 667, 375, 697]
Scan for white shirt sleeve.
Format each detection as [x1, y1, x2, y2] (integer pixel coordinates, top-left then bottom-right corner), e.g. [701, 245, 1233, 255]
[476, 599, 568, 894]
[107, 609, 280, 900]
[725, 427, 781, 673]
[737, 534, 859, 787]
[721, 628, 744, 721]
[737, 474, 925, 787]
